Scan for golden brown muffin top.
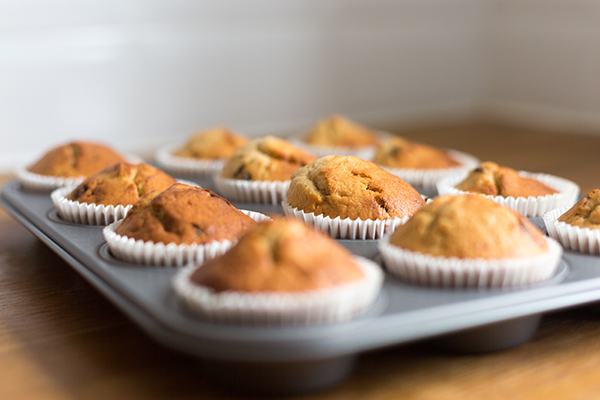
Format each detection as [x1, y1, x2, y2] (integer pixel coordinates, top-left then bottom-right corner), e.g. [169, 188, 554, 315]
[27, 141, 126, 178]
[390, 194, 549, 259]
[302, 115, 379, 148]
[373, 136, 461, 170]
[173, 126, 248, 159]
[220, 136, 317, 182]
[190, 218, 364, 292]
[455, 162, 558, 197]
[287, 155, 425, 220]
[558, 189, 600, 229]
[66, 162, 177, 206]
[115, 183, 257, 245]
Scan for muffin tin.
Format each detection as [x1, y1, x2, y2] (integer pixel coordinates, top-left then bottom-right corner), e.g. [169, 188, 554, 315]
[3, 178, 600, 395]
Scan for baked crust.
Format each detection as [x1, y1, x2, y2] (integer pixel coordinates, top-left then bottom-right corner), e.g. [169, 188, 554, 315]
[190, 218, 364, 292]
[373, 136, 460, 169]
[390, 194, 549, 258]
[173, 126, 247, 159]
[287, 155, 425, 220]
[558, 189, 600, 229]
[66, 163, 177, 206]
[115, 183, 256, 245]
[455, 162, 558, 197]
[302, 115, 379, 147]
[220, 136, 317, 181]
[27, 141, 126, 177]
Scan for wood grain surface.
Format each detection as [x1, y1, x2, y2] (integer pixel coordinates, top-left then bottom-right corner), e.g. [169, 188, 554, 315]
[1, 125, 600, 400]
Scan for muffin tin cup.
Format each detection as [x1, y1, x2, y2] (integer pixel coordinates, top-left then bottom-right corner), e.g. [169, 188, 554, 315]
[281, 200, 410, 240]
[155, 143, 226, 178]
[378, 235, 563, 288]
[380, 150, 480, 191]
[172, 257, 384, 325]
[213, 176, 290, 204]
[544, 208, 600, 255]
[16, 166, 86, 192]
[103, 210, 271, 267]
[436, 171, 580, 217]
[51, 186, 132, 225]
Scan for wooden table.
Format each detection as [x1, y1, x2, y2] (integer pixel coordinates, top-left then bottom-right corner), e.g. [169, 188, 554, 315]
[1, 125, 600, 400]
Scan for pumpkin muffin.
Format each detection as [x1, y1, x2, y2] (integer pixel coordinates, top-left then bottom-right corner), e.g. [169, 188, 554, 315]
[455, 162, 558, 197]
[172, 126, 247, 160]
[27, 141, 127, 178]
[172, 218, 384, 324]
[373, 136, 461, 170]
[66, 162, 177, 206]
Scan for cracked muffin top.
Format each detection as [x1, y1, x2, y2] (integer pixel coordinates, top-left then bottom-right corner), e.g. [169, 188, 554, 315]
[373, 136, 461, 170]
[27, 141, 127, 178]
[220, 136, 317, 182]
[558, 189, 600, 230]
[302, 115, 379, 148]
[189, 218, 364, 292]
[66, 162, 177, 206]
[390, 194, 549, 259]
[172, 126, 248, 160]
[455, 161, 558, 197]
[287, 155, 425, 220]
[115, 183, 256, 245]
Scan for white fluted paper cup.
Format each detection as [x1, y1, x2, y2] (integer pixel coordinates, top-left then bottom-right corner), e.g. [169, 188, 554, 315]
[379, 234, 562, 288]
[103, 210, 270, 267]
[155, 143, 225, 178]
[436, 171, 580, 217]
[380, 150, 480, 191]
[51, 186, 132, 225]
[172, 256, 384, 325]
[282, 200, 411, 240]
[214, 176, 290, 204]
[544, 208, 600, 255]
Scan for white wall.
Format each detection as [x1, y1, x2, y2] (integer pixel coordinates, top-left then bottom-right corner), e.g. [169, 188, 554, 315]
[0, 0, 486, 171]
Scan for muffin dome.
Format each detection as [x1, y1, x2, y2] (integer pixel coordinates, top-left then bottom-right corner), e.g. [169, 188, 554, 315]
[27, 141, 126, 178]
[115, 183, 256, 245]
[173, 126, 247, 159]
[558, 189, 600, 229]
[455, 162, 558, 198]
[220, 136, 316, 182]
[66, 162, 177, 206]
[390, 194, 549, 259]
[287, 155, 425, 220]
[373, 136, 460, 169]
[302, 115, 378, 148]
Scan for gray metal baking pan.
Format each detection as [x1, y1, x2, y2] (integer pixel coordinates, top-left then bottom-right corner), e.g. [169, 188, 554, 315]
[3, 179, 600, 395]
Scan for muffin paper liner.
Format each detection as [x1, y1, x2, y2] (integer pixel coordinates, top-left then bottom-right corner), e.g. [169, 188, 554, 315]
[380, 150, 480, 191]
[155, 143, 225, 178]
[544, 208, 600, 255]
[16, 153, 145, 192]
[51, 186, 132, 225]
[171, 256, 384, 325]
[103, 210, 271, 267]
[436, 171, 580, 217]
[282, 200, 411, 240]
[378, 235, 562, 288]
[213, 176, 290, 204]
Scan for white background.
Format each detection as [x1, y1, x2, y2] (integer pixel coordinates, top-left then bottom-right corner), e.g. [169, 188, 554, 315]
[1, 0, 599, 171]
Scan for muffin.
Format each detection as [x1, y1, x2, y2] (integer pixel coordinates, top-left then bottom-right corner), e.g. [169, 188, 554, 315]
[544, 189, 600, 254]
[173, 126, 247, 160]
[52, 162, 177, 225]
[293, 115, 382, 159]
[214, 136, 317, 204]
[379, 194, 562, 288]
[374, 137, 460, 170]
[455, 162, 557, 197]
[103, 183, 268, 266]
[172, 218, 384, 324]
[283, 155, 425, 239]
[436, 161, 580, 217]
[18, 141, 129, 191]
